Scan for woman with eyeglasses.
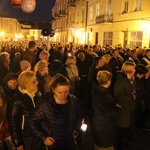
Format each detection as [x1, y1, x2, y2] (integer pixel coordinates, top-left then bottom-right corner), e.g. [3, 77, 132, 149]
[29, 74, 81, 150]
[36, 60, 53, 96]
[9, 70, 44, 150]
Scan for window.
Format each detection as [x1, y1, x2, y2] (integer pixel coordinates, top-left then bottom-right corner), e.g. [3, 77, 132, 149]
[107, 0, 111, 15]
[136, 0, 142, 11]
[81, 6, 84, 23]
[103, 32, 113, 45]
[96, 2, 100, 17]
[130, 31, 143, 47]
[76, 9, 79, 23]
[122, 0, 129, 13]
[89, 6, 93, 21]
[9, 24, 13, 32]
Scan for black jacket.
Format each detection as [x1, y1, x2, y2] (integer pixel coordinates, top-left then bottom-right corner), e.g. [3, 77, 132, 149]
[9, 89, 40, 147]
[92, 83, 116, 147]
[29, 92, 81, 149]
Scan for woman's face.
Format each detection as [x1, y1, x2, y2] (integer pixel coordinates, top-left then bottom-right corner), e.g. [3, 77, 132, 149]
[25, 76, 38, 93]
[98, 58, 105, 68]
[53, 85, 69, 103]
[38, 64, 48, 76]
[7, 79, 18, 90]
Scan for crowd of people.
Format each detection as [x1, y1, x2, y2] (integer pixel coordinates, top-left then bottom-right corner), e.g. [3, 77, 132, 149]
[0, 40, 150, 150]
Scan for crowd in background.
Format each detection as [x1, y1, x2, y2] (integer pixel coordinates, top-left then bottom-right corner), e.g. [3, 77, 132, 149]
[0, 40, 150, 150]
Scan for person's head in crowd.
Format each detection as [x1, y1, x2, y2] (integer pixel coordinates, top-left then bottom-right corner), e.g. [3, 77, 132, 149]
[37, 60, 48, 76]
[18, 70, 38, 93]
[14, 52, 21, 60]
[84, 44, 89, 51]
[121, 61, 136, 83]
[130, 49, 138, 59]
[3, 73, 18, 90]
[135, 64, 148, 79]
[39, 50, 50, 62]
[145, 48, 150, 58]
[91, 56, 105, 68]
[49, 74, 71, 100]
[20, 60, 31, 71]
[112, 48, 119, 58]
[57, 46, 64, 54]
[28, 40, 37, 52]
[77, 52, 85, 61]
[97, 70, 112, 88]
[41, 43, 47, 51]
[53, 51, 63, 61]
[65, 56, 76, 66]
[0, 52, 10, 70]
[102, 54, 112, 64]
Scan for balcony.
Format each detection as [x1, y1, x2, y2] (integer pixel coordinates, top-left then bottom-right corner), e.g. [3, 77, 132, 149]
[67, 1, 76, 8]
[95, 14, 113, 23]
[59, 10, 67, 16]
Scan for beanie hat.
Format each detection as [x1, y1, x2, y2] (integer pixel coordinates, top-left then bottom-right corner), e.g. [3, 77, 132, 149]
[20, 60, 31, 71]
[135, 64, 148, 75]
[3, 73, 18, 84]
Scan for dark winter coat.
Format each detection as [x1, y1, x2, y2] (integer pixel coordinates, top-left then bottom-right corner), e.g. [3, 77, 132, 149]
[91, 83, 116, 148]
[29, 92, 81, 149]
[9, 89, 41, 147]
[48, 60, 68, 77]
[114, 73, 136, 128]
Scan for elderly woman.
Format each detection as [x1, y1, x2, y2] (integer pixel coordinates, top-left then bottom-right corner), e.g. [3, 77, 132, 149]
[65, 56, 80, 96]
[92, 70, 116, 150]
[9, 70, 43, 150]
[36, 60, 53, 96]
[29, 74, 81, 150]
[114, 61, 136, 150]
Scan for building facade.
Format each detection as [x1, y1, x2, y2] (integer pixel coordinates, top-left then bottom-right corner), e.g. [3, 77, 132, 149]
[0, 17, 21, 41]
[52, 0, 150, 48]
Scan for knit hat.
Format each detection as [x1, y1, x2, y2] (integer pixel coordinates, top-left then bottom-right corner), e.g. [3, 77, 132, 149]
[135, 64, 148, 75]
[3, 73, 18, 84]
[20, 60, 31, 71]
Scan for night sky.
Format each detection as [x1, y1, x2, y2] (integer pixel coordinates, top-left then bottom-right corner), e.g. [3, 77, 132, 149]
[0, 0, 55, 22]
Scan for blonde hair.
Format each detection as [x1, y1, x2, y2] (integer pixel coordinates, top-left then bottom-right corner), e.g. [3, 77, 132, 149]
[18, 70, 35, 90]
[97, 70, 112, 86]
[121, 61, 135, 74]
[65, 56, 76, 65]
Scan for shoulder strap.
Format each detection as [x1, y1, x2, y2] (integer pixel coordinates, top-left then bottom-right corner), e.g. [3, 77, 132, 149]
[142, 57, 150, 65]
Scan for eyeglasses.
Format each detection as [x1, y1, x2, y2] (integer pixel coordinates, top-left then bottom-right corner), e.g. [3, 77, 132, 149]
[38, 65, 48, 69]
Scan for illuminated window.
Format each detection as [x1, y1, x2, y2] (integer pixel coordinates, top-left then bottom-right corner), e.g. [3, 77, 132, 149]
[96, 2, 100, 17]
[9, 23, 13, 32]
[76, 9, 79, 23]
[81, 6, 84, 23]
[135, 0, 142, 11]
[107, 0, 111, 15]
[103, 32, 113, 45]
[130, 31, 143, 47]
[89, 6, 93, 21]
[122, 0, 129, 14]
